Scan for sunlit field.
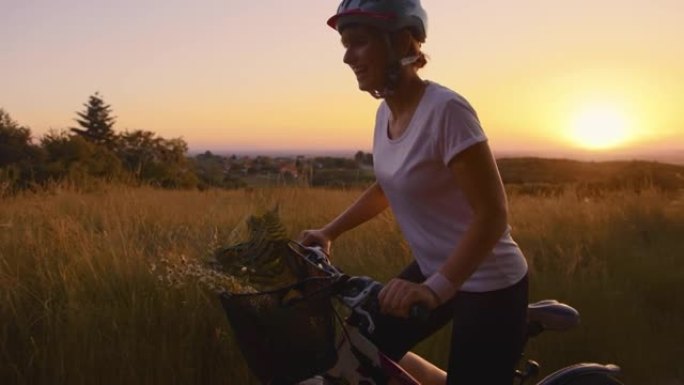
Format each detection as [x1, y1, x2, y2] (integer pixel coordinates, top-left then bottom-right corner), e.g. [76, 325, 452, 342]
[1, 185, 682, 384]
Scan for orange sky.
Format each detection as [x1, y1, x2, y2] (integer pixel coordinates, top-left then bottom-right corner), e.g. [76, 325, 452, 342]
[2, 0, 683, 157]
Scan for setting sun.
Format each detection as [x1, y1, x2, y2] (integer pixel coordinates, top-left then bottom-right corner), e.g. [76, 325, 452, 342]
[568, 105, 634, 150]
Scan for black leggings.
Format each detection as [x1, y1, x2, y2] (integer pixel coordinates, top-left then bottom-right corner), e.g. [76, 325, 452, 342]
[366, 262, 529, 385]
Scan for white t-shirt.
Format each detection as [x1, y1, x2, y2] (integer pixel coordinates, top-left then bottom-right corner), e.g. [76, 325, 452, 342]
[373, 80, 528, 292]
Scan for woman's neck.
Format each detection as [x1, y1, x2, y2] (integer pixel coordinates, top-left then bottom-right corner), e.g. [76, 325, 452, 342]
[384, 74, 427, 140]
[385, 75, 427, 118]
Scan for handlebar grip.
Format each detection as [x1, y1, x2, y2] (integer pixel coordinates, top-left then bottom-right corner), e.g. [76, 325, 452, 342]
[410, 303, 430, 322]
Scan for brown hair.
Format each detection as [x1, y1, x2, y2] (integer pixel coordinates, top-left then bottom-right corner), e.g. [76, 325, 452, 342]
[391, 28, 428, 69]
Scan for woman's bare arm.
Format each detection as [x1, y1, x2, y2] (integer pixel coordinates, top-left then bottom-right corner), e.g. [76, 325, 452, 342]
[379, 141, 510, 314]
[299, 182, 389, 249]
[437, 140, 509, 292]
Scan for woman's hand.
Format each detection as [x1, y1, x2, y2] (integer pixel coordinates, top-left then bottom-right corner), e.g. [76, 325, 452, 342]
[297, 229, 333, 254]
[378, 278, 441, 318]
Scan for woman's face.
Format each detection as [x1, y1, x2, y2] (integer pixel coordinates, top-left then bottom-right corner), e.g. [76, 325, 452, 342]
[340, 25, 388, 92]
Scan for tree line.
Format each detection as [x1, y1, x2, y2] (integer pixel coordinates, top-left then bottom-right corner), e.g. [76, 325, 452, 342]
[4, 94, 681, 197]
[0, 93, 228, 193]
[1, 93, 379, 194]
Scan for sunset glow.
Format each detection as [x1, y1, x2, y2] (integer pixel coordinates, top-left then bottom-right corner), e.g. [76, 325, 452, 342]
[568, 105, 634, 150]
[2, 0, 683, 158]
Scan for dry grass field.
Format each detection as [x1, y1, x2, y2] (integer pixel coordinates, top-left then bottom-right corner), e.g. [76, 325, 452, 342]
[1, 185, 682, 384]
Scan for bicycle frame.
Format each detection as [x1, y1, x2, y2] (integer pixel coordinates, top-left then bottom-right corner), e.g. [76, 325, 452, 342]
[314, 322, 420, 385]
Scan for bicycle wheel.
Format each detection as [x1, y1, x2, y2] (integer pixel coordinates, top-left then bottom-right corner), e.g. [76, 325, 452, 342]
[297, 375, 328, 384]
[550, 373, 625, 385]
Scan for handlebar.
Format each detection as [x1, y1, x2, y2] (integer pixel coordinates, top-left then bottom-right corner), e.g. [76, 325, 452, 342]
[291, 242, 431, 332]
[410, 303, 430, 322]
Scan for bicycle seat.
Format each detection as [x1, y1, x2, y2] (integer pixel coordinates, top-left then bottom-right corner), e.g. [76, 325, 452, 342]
[527, 299, 579, 331]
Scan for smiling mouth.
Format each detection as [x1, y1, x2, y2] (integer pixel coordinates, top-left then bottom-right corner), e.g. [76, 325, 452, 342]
[354, 71, 369, 80]
[351, 67, 367, 77]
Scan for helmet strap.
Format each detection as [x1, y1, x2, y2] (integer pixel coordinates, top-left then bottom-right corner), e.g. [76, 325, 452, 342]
[400, 55, 420, 66]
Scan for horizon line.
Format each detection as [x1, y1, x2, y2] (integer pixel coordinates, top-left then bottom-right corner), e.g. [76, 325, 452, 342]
[186, 147, 684, 164]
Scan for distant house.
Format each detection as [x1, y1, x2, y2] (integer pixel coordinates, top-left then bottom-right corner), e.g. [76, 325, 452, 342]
[278, 163, 298, 178]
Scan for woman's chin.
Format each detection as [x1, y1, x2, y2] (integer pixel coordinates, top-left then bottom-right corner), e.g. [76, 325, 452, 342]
[356, 80, 379, 93]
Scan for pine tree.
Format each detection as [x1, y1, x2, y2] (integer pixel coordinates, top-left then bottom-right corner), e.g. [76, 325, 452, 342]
[0, 108, 34, 167]
[70, 92, 116, 147]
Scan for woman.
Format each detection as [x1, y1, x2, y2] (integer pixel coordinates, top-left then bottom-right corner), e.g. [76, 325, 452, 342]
[299, 1, 529, 384]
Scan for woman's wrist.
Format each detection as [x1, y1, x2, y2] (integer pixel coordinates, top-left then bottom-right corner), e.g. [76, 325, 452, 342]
[423, 272, 458, 304]
[321, 223, 339, 241]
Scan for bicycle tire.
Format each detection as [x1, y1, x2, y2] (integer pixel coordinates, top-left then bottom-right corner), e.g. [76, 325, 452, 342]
[551, 373, 625, 385]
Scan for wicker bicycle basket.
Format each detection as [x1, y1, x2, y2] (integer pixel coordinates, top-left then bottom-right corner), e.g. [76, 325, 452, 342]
[219, 247, 339, 384]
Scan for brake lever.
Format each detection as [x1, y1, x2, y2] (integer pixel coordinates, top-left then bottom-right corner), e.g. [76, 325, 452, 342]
[302, 245, 342, 277]
[340, 277, 382, 334]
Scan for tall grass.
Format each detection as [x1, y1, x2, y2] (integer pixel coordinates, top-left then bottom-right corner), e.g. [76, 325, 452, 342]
[1, 185, 682, 384]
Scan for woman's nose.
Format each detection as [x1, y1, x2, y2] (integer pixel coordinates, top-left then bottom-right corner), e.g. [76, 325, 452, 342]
[343, 48, 354, 65]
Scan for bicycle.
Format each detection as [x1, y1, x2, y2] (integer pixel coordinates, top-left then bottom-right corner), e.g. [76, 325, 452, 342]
[219, 241, 623, 385]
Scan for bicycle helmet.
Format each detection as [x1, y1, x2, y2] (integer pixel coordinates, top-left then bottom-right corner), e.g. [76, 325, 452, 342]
[327, 0, 428, 42]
